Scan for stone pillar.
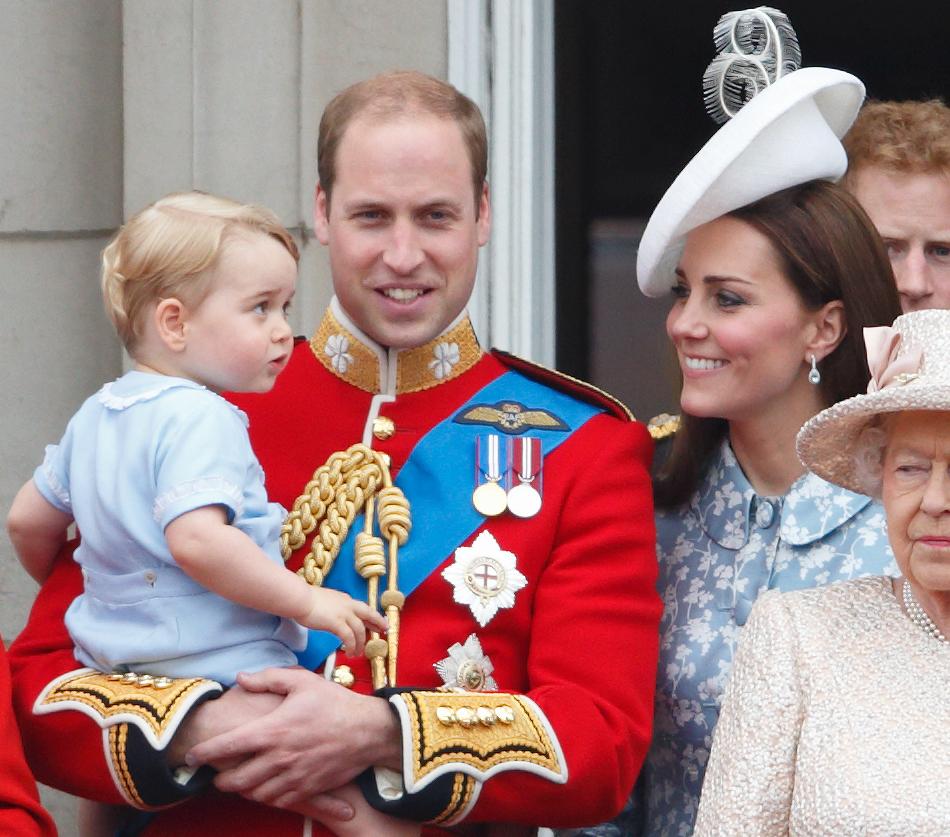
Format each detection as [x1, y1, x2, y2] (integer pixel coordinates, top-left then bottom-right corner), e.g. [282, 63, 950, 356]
[0, 0, 124, 638]
[1, 1, 446, 830]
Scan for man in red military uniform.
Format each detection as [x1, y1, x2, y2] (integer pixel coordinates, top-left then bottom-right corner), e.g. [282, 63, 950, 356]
[10, 70, 659, 835]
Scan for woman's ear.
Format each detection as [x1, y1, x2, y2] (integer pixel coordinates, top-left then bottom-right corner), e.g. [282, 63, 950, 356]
[154, 298, 188, 352]
[807, 300, 846, 362]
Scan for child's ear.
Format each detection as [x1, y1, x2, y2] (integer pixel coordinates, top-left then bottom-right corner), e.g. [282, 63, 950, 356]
[154, 298, 188, 352]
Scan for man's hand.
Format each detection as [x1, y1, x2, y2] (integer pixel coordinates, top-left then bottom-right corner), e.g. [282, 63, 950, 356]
[185, 667, 402, 809]
[165, 681, 284, 771]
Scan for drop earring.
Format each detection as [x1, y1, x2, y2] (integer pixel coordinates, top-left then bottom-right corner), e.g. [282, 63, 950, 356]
[808, 354, 821, 385]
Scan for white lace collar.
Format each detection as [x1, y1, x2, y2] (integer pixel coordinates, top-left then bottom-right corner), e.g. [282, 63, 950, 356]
[98, 371, 248, 425]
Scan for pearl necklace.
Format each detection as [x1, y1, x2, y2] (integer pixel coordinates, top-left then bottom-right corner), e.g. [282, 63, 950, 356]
[902, 581, 948, 644]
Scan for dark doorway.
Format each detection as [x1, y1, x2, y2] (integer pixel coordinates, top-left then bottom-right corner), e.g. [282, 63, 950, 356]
[555, 0, 950, 422]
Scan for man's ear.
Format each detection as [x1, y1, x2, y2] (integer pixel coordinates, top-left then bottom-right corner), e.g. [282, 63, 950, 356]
[314, 183, 330, 245]
[806, 299, 846, 362]
[476, 182, 491, 247]
[154, 298, 188, 352]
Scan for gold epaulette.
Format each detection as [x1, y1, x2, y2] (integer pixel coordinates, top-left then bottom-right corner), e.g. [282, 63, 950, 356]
[492, 349, 635, 421]
[388, 689, 567, 824]
[647, 413, 681, 441]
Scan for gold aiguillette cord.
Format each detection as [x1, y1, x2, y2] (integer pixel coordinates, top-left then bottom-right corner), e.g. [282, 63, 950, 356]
[280, 444, 410, 689]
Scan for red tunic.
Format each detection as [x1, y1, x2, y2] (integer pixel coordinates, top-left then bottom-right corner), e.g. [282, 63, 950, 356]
[0, 639, 57, 836]
[11, 309, 659, 834]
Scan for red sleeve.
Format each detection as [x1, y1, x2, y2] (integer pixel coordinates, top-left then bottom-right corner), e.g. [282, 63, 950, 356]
[8, 543, 126, 802]
[0, 637, 59, 836]
[473, 416, 659, 824]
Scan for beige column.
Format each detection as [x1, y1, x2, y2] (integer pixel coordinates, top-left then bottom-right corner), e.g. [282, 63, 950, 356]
[1, 1, 446, 830]
[0, 0, 124, 639]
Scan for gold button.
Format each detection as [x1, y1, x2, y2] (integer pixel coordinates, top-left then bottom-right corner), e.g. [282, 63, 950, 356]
[455, 706, 476, 728]
[495, 705, 515, 724]
[373, 416, 395, 440]
[476, 706, 496, 726]
[436, 706, 456, 725]
[331, 665, 355, 689]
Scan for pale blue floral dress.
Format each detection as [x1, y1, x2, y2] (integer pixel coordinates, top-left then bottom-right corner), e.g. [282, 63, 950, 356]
[581, 438, 897, 837]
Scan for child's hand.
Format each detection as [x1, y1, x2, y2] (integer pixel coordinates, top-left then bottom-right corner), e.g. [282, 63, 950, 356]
[300, 588, 389, 657]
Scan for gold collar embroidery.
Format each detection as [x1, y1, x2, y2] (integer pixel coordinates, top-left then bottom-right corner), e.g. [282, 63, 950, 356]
[310, 304, 483, 395]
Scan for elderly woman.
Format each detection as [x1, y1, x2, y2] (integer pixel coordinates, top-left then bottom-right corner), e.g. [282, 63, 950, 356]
[695, 308, 950, 834]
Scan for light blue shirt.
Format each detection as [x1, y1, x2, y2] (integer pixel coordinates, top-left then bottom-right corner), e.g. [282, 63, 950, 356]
[582, 438, 897, 837]
[34, 370, 306, 684]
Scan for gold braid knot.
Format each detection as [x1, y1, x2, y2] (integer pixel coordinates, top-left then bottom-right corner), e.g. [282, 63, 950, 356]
[280, 444, 387, 584]
[279, 443, 411, 688]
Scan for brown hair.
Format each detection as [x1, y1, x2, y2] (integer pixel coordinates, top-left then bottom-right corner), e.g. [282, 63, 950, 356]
[101, 191, 299, 353]
[842, 99, 950, 183]
[317, 70, 487, 210]
[654, 180, 902, 509]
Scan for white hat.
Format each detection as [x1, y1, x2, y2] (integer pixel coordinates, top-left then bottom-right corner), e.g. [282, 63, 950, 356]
[637, 8, 866, 297]
[797, 310, 950, 493]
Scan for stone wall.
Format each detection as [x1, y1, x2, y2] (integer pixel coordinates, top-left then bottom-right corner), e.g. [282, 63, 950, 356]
[0, 1, 446, 830]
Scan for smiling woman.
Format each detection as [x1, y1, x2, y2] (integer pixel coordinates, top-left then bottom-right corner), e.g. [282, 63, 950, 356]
[633, 178, 903, 837]
[584, 8, 906, 836]
[658, 180, 901, 506]
[669, 213, 835, 433]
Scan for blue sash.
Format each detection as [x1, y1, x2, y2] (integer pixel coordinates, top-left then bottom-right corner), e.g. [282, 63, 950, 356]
[296, 369, 601, 669]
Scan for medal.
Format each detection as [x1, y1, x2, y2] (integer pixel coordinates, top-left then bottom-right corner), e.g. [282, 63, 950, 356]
[507, 482, 541, 518]
[434, 634, 498, 691]
[472, 434, 507, 516]
[472, 481, 507, 516]
[507, 437, 542, 518]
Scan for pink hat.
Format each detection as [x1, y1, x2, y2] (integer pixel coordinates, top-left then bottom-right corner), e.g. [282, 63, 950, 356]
[797, 310, 950, 493]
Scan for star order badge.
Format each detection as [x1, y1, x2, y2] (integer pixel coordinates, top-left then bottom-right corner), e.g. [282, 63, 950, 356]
[434, 634, 498, 691]
[442, 530, 527, 627]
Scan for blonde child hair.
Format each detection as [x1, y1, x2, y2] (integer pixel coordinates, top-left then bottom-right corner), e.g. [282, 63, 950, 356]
[101, 191, 299, 352]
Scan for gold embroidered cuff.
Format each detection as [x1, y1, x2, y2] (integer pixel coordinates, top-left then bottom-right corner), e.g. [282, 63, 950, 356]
[389, 690, 568, 796]
[34, 668, 223, 809]
[34, 668, 222, 750]
[427, 773, 479, 826]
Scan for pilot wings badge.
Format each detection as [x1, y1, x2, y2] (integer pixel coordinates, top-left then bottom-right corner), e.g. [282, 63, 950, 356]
[454, 401, 568, 435]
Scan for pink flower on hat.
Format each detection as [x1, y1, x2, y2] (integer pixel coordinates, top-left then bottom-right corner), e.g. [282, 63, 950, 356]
[864, 326, 922, 393]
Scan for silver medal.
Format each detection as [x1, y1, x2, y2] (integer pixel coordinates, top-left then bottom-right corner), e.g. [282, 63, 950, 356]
[507, 436, 542, 518]
[507, 481, 542, 518]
